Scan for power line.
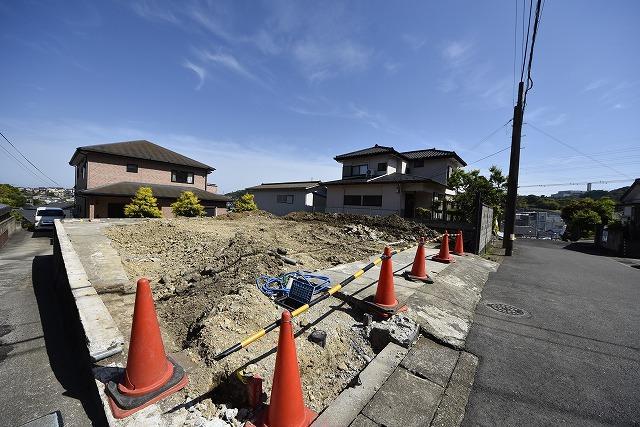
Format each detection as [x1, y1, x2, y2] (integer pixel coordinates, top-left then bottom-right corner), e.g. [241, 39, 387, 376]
[0, 142, 50, 185]
[519, 179, 631, 188]
[512, 0, 519, 105]
[0, 131, 60, 186]
[523, 0, 544, 106]
[526, 122, 632, 178]
[467, 119, 512, 151]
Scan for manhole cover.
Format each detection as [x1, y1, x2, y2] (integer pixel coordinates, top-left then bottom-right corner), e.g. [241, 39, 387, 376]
[486, 302, 527, 317]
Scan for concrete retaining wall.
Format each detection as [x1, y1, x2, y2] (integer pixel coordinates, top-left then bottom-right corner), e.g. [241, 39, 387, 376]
[0, 216, 20, 248]
[53, 219, 124, 361]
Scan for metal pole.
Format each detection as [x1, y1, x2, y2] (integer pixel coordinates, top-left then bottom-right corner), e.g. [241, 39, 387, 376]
[503, 81, 525, 255]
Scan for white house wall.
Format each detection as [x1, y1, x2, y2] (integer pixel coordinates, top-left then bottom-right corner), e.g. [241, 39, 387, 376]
[250, 189, 312, 216]
[340, 154, 403, 177]
[326, 184, 403, 216]
[409, 158, 460, 185]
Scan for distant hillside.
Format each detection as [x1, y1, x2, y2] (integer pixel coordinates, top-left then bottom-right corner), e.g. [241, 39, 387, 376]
[224, 188, 249, 200]
[518, 185, 630, 211]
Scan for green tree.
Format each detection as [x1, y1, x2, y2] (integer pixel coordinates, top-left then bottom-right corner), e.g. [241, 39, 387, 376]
[124, 187, 162, 218]
[0, 184, 26, 207]
[448, 166, 507, 223]
[171, 191, 205, 217]
[560, 197, 616, 240]
[233, 193, 258, 212]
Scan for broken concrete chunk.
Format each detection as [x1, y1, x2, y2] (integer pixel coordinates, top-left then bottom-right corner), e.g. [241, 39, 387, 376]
[367, 315, 420, 352]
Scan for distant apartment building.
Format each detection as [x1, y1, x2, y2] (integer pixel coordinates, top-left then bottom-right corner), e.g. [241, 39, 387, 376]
[69, 140, 230, 218]
[246, 181, 327, 216]
[323, 144, 466, 218]
[550, 190, 585, 199]
[515, 210, 566, 238]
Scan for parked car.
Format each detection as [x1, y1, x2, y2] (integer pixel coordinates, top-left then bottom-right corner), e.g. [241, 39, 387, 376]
[35, 207, 65, 230]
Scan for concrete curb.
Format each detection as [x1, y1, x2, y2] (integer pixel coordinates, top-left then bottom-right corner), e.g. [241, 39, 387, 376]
[53, 219, 124, 361]
[312, 342, 409, 426]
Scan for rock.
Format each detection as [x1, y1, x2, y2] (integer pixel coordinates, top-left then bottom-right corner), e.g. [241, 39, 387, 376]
[276, 247, 288, 255]
[337, 361, 348, 371]
[368, 315, 420, 352]
[224, 408, 239, 421]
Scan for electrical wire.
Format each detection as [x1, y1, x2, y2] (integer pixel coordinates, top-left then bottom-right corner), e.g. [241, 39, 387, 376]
[256, 271, 331, 299]
[0, 140, 51, 185]
[526, 122, 631, 178]
[0, 131, 61, 186]
[519, 179, 631, 188]
[467, 119, 513, 151]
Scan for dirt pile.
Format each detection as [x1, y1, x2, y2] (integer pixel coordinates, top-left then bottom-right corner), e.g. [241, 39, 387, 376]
[104, 211, 435, 413]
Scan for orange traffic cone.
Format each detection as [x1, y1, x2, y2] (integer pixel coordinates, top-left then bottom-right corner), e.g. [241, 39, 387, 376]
[432, 231, 455, 263]
[403, 237, 433, 283]
[453, 230, 465, 256]
[106, 278, 188, 419]
[264, 311, 317, 427]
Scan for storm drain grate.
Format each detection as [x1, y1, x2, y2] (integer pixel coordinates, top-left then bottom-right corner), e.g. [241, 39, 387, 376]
[486, 302, 527, 317]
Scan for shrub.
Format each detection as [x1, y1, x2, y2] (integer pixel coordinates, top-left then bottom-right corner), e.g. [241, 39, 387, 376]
[171, 191, 205, 217]
[124, 187, 163, 218]
[233, 193, 258, 212]
[415, 207, 431, 218]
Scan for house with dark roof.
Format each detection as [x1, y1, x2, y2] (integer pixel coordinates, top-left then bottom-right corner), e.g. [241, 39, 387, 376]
[69, 140, 230, 218]
[246, 181, 326, 216]
[323, 144, 466, 217]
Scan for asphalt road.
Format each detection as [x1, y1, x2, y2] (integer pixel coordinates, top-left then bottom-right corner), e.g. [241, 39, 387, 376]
[463, 239, 640, 426]
[0, 230, 106, 426]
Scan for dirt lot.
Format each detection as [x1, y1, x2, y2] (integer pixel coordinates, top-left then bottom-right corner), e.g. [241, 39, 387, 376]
[104, 211, 437, 420]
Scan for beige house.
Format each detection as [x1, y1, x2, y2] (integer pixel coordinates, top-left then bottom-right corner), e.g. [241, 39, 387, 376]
[323, 145, 466, 218]
[246, 181, 327, 216]
[69, 140, 230, 218]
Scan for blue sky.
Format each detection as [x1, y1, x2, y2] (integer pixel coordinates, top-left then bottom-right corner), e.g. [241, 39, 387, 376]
[1, 0, 639, 195]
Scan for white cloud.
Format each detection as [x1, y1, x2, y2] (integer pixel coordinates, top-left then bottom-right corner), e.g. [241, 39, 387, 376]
[542, 113, 567, 127]
[583, 79, 607, 92]
[182, 60, 206, 90]
[292, 39, 371, 82]
[401, 34, 426, 50]
[0, 118, 338, 192]
[442, 41, 473, 66]
[131, 0, 180, 24]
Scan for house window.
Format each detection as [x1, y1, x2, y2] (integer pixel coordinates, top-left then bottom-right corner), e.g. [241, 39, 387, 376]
[344, 164, 368, 177]
[414, 159, 424, 168]
[344, 195, 362, 206]
[127, 164, 138, 173]
[447, 166, 453, 180]
[171, 170, 194, 184]
[377, 162, 387, 172]
[362, 195, 383, 206]
[277, 195, 294, 204]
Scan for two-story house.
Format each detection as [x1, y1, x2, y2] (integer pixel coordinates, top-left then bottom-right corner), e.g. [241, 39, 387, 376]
[69, 140, 230, 218]
[323, 144, 466, 218]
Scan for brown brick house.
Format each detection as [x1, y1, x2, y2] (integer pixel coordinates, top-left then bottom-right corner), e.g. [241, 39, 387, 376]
[69, 140, 230, 218]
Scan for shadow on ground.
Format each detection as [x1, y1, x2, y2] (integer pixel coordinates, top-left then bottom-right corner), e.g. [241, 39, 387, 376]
[32, 255, 108, 426]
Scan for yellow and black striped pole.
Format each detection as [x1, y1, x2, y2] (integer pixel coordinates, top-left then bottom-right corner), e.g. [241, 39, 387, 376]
[213, 249, 397, 361]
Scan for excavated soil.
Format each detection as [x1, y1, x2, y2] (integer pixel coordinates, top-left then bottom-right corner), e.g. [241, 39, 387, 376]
[104, 211, 437, 416]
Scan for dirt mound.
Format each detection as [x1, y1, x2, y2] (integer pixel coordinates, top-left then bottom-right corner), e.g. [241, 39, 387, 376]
[104, 212, 434, 412]
[285, 212, 439, 242]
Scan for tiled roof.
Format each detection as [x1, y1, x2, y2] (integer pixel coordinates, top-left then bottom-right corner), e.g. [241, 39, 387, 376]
[246, 181, 322, 190]
[620, 178, 640, 202]
[79, 182, 230, 202]
[70, 140, 214, 171]
[401, 148, 467, 166]
[334, 145, 400, 160]
[323, 172, 443, 186]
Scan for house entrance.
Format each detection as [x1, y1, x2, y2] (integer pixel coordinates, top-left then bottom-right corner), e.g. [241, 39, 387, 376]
[107, 203, 126, 218]
[404, 193, 415, 218]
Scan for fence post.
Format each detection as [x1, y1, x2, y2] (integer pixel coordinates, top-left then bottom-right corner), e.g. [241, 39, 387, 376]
[473, 192, 482, 254]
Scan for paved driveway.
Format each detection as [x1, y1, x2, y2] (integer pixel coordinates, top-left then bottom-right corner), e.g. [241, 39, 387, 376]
[463, 239, 640, 426]
[0, 230, 106, 426]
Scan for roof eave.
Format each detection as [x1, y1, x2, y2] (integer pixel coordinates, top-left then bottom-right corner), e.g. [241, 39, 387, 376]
[75, 147, 215, 172]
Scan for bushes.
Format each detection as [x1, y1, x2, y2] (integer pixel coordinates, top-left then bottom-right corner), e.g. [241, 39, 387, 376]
[233, 193, 258, 212]
[124, 187, 163, 218]
[171, 191, 205, 217]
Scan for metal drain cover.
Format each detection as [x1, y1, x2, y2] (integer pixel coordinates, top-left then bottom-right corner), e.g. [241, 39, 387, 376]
[486, 302, 527, 317]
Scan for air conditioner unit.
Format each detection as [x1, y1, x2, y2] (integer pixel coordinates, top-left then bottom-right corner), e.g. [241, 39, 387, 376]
[366, 170, 372, 177]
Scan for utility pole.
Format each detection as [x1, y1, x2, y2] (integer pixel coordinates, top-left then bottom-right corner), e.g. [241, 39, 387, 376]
[503, 81, 525, 255]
